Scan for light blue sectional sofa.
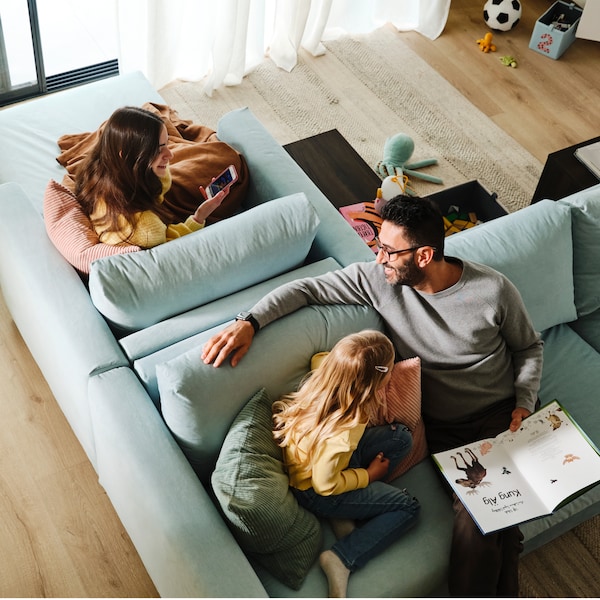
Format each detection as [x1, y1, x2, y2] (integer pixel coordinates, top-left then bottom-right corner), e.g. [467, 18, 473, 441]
[0, 72, 599, 597]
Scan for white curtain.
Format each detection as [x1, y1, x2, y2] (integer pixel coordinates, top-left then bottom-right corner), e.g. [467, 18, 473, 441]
[116, 0, 450, 93]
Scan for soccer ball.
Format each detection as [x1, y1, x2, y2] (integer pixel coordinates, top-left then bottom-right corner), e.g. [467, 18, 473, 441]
[483, 0, 522, 31]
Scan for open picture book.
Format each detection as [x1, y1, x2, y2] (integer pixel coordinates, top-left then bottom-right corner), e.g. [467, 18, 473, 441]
[432, 400, 600, 534]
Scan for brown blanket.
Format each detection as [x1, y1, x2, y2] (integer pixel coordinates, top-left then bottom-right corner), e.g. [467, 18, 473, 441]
[56, 102, 249, 224]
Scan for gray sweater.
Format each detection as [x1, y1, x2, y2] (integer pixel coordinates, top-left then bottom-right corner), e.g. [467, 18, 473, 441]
[251, 258, 543, 423]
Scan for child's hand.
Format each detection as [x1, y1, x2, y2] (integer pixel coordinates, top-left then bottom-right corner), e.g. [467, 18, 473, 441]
[366, 452, 390, 482]
[193, 186, 229, 224]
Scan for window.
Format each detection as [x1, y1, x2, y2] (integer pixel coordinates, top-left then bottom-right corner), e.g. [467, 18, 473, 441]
[0, 0, 119, 107]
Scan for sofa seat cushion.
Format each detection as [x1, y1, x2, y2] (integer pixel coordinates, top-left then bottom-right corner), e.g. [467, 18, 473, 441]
[156, 304, 384, 481]
[89, 192, 319, 332]
[558, 185, 600, 318]
[537, 323, 600, 442]
[568, 310, 600, 355]
[212, 387, 321, 590]
[43, 179, 141, 274]
[445, 199, 576, 333]
[255, 458, 453, 598]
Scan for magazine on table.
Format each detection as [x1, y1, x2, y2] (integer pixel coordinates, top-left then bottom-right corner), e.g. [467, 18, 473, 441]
[432, 400, 600, 535]
[338, 201, 381, 254]
[574, 140, 600, 179]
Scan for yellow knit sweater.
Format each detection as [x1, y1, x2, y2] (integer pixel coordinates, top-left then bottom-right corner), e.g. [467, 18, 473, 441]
[284, 423, 370, 496]
[91, 167, 204, 248]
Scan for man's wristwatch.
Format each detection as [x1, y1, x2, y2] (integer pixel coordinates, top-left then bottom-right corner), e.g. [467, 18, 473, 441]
[235, 311, 260, 334]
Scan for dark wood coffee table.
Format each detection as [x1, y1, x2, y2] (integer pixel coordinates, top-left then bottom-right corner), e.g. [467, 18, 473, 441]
[284, 129, 382, 209]
[531, 136, 600, 203]
[285, 129, 507, 229]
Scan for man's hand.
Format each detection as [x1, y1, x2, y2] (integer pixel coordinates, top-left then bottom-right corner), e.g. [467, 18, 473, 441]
[509, 407, 531, 432]
[201, 320, 255, 367]
[366, 452, 390, 483]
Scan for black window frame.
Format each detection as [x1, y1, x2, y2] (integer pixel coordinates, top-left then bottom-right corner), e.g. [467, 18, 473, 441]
[0, 0, 119, 107]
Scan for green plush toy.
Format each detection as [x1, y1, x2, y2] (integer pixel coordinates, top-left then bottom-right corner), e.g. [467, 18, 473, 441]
[500, 55, 518, 68]
[376, 133, 443, 185]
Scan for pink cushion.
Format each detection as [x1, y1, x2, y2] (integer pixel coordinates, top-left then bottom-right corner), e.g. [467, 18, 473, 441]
[379, 357, 429, 480]
[310, 353, 428, 479]
[43, 179, 140, 274]
[378, 357, 421, 429]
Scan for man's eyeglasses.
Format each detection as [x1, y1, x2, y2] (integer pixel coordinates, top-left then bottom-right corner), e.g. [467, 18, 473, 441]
[374, 237, 436, 262]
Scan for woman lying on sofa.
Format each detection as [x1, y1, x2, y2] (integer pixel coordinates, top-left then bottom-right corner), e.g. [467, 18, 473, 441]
[75, 106, 229, 248]
[44, 103, 249, 272]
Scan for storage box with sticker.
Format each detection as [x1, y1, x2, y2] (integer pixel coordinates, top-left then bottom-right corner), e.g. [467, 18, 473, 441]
[529, 1, 583, 59]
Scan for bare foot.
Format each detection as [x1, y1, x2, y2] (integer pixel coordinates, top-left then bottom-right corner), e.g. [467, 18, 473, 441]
[319, 549, 350, 598]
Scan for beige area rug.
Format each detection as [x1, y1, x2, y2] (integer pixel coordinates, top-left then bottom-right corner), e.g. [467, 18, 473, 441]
[160, 24, 542, 214]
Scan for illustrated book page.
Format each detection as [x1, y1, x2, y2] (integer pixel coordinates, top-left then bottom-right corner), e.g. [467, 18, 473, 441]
[432, 400, 600, 534]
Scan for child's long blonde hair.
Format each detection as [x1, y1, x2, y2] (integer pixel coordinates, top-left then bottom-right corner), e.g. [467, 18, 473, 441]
[272, 330, 394, 469]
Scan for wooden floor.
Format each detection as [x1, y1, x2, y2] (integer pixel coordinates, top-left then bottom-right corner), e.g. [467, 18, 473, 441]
[1, 0, 599, 596]
[0, 297, 158, 597]
[401, 0, 600, 163]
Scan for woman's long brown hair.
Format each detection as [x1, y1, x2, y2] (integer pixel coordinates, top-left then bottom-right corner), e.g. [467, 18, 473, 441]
[75, 106, 173, 240]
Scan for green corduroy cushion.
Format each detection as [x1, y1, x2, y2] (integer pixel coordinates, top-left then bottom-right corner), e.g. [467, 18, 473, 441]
[211, 388, 322, 590]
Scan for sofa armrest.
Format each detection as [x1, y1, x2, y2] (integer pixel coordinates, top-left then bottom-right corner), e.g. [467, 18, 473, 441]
[0, 182, 129, 464]
[217, 107, 374, 267]
[89, 367, 268, 598]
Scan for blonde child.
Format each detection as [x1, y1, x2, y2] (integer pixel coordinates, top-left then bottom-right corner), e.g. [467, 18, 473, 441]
[273, 330, 420, 597]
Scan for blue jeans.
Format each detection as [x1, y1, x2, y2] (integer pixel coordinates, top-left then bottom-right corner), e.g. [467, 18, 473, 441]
[292, 423, 420, 572]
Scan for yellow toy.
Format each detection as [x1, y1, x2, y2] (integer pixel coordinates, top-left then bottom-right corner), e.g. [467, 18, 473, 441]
[476, 32, 497, 53]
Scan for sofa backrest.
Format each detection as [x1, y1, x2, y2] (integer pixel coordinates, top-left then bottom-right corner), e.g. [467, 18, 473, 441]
[217, 107, 375, 269]
[89, 192, 320, 333]
[0, 72, 163, 210]
[156, 304, 384, 481]
[445, 199, 576, 333]
[557, 184, 600, 318]
[128, 258, 344, 405]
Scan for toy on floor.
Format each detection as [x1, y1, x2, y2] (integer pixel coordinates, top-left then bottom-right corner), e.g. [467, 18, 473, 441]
[374, 175, 413, 212]
[375, 133, 443, 190]
[477, 32, 497, 52]
[443, 205, 482, 236]
[500, 55, 518, 67]
[483, 0, 522, 32]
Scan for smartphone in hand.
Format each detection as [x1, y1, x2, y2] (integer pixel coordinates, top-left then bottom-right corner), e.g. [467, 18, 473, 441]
[206, 165, 238, 198]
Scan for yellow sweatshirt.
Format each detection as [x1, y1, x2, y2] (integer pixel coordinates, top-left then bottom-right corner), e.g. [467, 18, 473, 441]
[91, 167, 204, 248]
[284, 423, 370, 496]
